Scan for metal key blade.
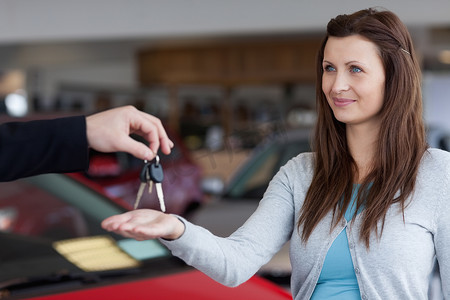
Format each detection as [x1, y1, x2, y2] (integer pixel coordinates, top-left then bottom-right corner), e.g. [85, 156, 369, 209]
[149, 155, 165, 212]
[134, 182, 146, 209]
[148, 180, 153, 194]
[134, 160, 150, 210]
[155, 183, 166, 212]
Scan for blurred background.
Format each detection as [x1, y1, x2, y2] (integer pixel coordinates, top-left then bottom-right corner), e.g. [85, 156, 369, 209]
[1, 1, 450, 295]
[1, 0, 450, 187]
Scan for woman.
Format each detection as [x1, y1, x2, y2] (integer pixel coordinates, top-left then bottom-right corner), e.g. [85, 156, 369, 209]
[102, 8, 450, 300]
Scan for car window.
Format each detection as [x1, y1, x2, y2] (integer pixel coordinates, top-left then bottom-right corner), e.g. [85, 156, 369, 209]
[439, 136, 450, 151]
[226, 135, 311, 199]
[228, 144, 280, 199]
[277, 139, 311, 170]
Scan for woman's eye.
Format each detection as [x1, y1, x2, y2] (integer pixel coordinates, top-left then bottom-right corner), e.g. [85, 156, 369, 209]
[323, 65, 336, 72]
[350, 66, 362, 73]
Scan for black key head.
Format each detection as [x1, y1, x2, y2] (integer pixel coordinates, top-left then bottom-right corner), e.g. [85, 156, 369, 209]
[139, 161, 151, 183]
[149, 163, 164, 183]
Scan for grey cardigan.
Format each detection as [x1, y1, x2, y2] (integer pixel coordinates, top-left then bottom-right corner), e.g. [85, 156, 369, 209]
[161, 149, 450, 300]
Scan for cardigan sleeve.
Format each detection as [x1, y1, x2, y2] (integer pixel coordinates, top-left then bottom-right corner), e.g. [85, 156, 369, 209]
[430, 149, 450, 297]
[434, 180, 450, 297]
[159, 158, 297, 287]
[0, 116, 89, 181]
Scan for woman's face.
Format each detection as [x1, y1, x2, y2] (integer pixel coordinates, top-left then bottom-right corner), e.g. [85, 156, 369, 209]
[322, 35, 386, 130]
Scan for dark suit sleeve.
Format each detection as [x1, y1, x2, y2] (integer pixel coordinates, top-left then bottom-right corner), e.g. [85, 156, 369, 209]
[0, 116, 89, 181]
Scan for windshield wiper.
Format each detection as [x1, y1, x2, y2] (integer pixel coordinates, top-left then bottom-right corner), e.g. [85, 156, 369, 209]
[0, 269, 140, 299]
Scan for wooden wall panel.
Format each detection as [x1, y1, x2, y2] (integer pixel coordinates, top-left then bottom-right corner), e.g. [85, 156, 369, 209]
[138, 39, 321, 85]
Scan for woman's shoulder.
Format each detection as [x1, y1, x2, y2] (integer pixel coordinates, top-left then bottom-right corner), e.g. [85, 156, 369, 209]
[281, 152, 315, 175]
[419, 148, 450, 182]
[422, 148, 450, 166]
[272, 152, 315, 189]
[290, 151, 315, 164]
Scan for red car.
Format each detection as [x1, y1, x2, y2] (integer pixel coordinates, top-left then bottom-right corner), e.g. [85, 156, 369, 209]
[84, 131, 204, 216]
[0, 173, 291, 299]
[30, 271, 291, 300]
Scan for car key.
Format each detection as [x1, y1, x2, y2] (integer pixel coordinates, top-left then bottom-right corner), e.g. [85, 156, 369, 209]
[134, 160, 150, 209]
[149, 155, 166, 212]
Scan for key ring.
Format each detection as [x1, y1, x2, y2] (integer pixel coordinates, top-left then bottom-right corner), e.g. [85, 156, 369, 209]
[155, 155, 160, 166]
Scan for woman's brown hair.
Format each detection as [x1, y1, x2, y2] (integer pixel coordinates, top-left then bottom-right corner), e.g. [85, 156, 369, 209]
[297, 8, 428, 247]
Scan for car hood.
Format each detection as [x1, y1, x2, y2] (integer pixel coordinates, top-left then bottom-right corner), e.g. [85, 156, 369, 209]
[30, 270, 291, 300]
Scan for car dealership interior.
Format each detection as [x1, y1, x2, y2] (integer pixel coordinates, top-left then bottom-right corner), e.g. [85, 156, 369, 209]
[0, 1, 449, 299]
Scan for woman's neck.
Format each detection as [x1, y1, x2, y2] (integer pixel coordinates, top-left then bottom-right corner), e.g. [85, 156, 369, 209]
[346, 124, 379, 183]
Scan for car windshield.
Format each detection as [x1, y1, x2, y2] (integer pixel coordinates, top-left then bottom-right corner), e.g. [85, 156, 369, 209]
[226, 134, 311, 199]
[0, 173, 172, 288]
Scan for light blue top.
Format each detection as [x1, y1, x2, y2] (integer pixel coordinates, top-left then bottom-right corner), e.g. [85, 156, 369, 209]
[311, 185, 363, 299]
[161, 149, 450, 300]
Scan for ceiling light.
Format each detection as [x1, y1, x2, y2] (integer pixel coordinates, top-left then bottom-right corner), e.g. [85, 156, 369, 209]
[5, 89, 28, 117]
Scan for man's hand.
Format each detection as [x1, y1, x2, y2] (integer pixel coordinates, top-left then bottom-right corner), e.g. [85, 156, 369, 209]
[86, 106, 174, 160]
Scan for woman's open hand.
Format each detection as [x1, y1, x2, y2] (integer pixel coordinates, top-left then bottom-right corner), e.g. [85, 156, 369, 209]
[101, 209, 185, 241]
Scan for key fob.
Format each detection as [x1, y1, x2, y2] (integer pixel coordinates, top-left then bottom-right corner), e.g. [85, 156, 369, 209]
[150, 163, 164, 183]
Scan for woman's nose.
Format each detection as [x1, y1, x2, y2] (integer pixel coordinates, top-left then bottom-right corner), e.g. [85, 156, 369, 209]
[331, 72, 350, 94]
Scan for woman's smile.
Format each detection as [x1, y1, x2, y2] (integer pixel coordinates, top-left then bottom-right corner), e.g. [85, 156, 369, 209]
[333, 97, 356, 107]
